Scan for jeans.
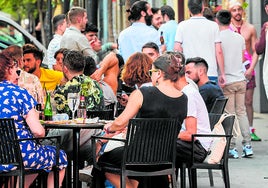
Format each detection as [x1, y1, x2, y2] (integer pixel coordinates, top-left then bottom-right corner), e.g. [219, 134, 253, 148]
[223, 80, 251, 148]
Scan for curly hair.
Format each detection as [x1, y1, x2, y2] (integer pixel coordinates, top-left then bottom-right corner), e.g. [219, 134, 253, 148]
[121, 52, 153, 87]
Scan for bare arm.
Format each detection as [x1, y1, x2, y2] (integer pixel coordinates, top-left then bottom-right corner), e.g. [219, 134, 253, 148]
[245, 27, 259, 80]
[255, 22, 268, 55]
[105, 89, 142, 132]
[178, 116, 197, 141]
[215, 42, 225, 87]
[25, 108, 45, 137]
[174, 42, 183, 52]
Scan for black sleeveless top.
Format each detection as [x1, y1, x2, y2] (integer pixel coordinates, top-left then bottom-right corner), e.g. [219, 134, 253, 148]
[136, 86, 188, 125]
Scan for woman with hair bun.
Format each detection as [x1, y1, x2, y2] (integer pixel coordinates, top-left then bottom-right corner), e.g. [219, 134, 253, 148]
[92, 53, 188, 188]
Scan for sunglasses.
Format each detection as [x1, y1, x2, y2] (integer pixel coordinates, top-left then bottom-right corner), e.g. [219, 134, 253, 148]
[148, 69, 159, 77]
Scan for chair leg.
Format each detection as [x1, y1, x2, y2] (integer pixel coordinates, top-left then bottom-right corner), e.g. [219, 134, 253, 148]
[190, 169, 197, 188]
[208, 169, 214, 186]
[120, 172, 126, 188]
[171, 172, 177, 188]
[180, 163, 186, 188]
[222, 168, 230, 188]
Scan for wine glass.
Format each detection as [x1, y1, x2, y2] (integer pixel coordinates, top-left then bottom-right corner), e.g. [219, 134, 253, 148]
[67, 93, 80, 120]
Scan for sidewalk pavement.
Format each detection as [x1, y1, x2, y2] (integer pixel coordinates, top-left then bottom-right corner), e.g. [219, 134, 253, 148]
[181, 112, 268, 188]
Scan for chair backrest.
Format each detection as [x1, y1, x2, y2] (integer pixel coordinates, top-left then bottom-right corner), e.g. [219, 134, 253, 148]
[123, 118, 180, 166]
[88, 103, 115, 120]
[0, 118, 22, 169]
[210, 97, 228, 114]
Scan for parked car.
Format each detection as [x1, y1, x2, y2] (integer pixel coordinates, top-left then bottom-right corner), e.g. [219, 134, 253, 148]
[0, 15, 47, 66]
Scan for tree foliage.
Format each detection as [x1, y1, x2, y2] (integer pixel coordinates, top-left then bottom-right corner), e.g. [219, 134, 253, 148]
[0, 0, 38, 22]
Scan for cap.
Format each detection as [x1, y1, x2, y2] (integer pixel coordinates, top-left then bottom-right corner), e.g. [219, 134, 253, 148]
[228, 0, 242, 10]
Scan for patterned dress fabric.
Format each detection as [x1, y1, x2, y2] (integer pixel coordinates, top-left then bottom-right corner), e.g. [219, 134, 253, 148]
[0, 80, 68, 172]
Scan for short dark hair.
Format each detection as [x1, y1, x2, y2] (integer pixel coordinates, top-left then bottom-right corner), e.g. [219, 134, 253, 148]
[127, 0, 149, 21]
[186, 57, 209, 71]
[23, 43, 44, 61]
[151, 7, 160, 14]
[188, 0, 203, 15]
[63, 50, 85, 72]
[52, 14, 66, 31]
[84, 23, 99, 33]
[160, 5, 175, 20]
[84, 56, 96, 76]
[142, 42, 160, 53]
[264, 0, 268, 6]
[54, 48, 68, 59]
[216, 10, 231, 26]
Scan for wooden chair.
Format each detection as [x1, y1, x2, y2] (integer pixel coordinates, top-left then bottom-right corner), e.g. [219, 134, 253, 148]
[189, 114, 235, 188]
[0, 118, 60, 188]
[210, 97, 228, 114]
[91, 118, 180, 188]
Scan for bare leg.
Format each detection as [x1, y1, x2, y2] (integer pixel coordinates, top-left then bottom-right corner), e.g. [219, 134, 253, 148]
[105, 172, 138, 188]
[47, 169, 66, 188]
[245, 88, 254, 127]
[24, 174, 38, 188]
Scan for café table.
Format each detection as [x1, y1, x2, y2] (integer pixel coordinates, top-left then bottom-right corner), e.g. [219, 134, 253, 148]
[43, 121, 104, 188]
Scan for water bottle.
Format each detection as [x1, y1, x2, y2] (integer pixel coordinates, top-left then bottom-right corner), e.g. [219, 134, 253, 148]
[44, 92, 53, 121]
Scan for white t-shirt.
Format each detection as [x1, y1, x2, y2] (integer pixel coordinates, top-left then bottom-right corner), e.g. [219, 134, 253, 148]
[175, 17, 221, 77]
[220, 29, 246, 84]
[181, 84, 212, 150]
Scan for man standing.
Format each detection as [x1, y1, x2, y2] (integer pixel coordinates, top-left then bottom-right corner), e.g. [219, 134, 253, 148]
[118, 0, 160, 62]
[46, 14, 67, 69]
[185, 57, 224, 112]
[60, 6, 97, 62]
[216, 9, 253, 158]
[229, 0, 261, 141]
[158, 5, 177, 52]
[174, 0, 225, 87]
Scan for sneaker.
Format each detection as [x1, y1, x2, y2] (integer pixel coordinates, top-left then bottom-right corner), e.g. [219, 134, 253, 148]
[229, 148, 239, 159]
[79, 165, 93, 183]
[251, 129, 262, 141]
[241, 145, 253, 158]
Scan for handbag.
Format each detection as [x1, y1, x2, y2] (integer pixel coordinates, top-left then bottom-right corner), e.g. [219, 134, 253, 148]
[176, 139, 207, 163]
[204, 113, 229, 164]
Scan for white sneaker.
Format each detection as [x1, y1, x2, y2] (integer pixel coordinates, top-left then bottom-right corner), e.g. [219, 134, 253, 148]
[79, 165, 93, 183]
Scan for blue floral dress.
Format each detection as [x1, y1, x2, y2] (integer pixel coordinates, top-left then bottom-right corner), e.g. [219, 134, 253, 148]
[0, 80, 68, 172]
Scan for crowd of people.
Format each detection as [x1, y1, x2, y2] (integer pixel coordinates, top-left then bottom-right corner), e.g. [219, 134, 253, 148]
[1, 0, 267, 187]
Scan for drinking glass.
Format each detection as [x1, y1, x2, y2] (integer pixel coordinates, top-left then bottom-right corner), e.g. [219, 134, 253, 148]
[67, 93, 80, 120]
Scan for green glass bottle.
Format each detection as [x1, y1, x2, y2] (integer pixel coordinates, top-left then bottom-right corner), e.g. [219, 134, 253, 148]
[44, 92, 53, 121]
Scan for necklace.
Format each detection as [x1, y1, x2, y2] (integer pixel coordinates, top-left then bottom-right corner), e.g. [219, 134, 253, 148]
[231, 21, 243, 34]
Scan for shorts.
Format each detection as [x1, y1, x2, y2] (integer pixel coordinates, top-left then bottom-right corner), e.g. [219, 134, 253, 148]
[246, 75, 256, 89]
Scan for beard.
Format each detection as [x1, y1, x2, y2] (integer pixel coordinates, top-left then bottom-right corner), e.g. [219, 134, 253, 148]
[145, 14, 153, 26]
[24, 65, 36, 74]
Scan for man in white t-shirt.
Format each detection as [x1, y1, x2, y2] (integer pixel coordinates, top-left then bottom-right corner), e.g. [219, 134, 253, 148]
[174, 0, 225, 87]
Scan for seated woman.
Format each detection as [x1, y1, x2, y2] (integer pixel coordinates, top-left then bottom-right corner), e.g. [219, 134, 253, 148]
[0, 52, 67, 187]
[117, 52, 153, 107]
[93, 53, 188, 188]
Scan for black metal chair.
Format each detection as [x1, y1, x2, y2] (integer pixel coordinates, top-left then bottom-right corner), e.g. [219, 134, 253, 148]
[91, 118, 181, 188]
[0, 118, 60, 188]
[88, 103, 115, 120]
[188, 114, 235, 188]
[210, 97, 228, 114]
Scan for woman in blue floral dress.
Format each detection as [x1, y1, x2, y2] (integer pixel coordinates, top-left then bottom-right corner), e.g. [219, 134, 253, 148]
[0, 52, 68, 187]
